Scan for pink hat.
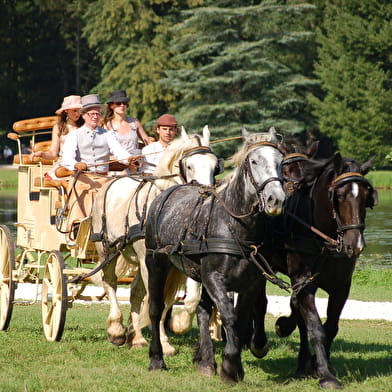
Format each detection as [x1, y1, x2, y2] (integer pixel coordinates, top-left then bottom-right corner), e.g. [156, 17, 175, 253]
[55, 95, 82, 114]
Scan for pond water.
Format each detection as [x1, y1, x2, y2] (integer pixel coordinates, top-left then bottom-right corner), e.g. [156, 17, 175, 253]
[0, 188, 391, 268]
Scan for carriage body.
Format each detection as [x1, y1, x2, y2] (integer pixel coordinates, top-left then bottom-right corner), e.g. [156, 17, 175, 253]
[0, 116, 133, 342]
[15, 163, 96, 258]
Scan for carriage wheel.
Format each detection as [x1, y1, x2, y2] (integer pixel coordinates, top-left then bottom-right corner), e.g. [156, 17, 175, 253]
[0, 225, 15, 331]
[41, 250, 67, 341]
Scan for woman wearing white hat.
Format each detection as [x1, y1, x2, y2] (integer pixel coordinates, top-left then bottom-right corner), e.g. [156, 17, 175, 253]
[32, 95, 83, 161]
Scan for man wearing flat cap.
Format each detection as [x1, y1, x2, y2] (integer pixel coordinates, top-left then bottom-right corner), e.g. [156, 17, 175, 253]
[58, 94, 139, 237]
[141, 113, 178, 174]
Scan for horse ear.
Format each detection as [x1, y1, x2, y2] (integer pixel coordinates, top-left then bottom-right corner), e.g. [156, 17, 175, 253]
[360, 155, 376, 175]
[181, 126, 190, 140]
[333, 152, 344, 173]
[305, 141, 319, 158]
[241, 127, 249, 138]
[268, 127, 277, 137]
[202, 125, 210, 145]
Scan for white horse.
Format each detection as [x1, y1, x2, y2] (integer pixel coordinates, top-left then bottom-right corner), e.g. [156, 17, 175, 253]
[90, 126, 220, 355]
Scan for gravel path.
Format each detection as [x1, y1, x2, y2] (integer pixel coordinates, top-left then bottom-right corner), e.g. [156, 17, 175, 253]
[14, 283, 392, 321]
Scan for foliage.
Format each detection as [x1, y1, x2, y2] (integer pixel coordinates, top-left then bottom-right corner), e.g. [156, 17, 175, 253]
[309, 0, 392, 167]
[0, 303, 391, 391]
[0, 0, 99, 130]
[82, 0, 202, 128]
[164, 0, 319, 157]
[366, 170, 392, 189]
[1, 0, 391, 166]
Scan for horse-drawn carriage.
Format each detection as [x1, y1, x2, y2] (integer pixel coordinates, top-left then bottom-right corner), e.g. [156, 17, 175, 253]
[0, 116, 137, 341]
[0, 116, 221, 344]
[1, 117, 378, 388]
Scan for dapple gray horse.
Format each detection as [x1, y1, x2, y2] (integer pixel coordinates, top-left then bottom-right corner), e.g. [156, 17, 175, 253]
[90, 126, 221, 355]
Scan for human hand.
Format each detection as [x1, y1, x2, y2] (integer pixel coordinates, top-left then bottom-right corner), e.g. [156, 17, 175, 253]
[74, 162, 88, 171]
[30, 151, 42, 162]
[142, 136, 151, 145]
[128, 156, 141, 172]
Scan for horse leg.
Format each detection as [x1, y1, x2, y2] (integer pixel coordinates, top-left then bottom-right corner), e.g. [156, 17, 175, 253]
[236, 279, 269, 359]
[146, 252, 170, 371]
[127, 270, 149, 348]
[323, 284, 351, 360]
[292, 295, 313, 379]
[249, 279, 269, 358]
[204, 271, 244, 383]
[159, 301, 177, 356]
[170, 277, 201, 335]
[102, 260, 127, 346]
[275, 296, 298, 337]
[294, 281, 342, 389]
[193, 286, 217, 376]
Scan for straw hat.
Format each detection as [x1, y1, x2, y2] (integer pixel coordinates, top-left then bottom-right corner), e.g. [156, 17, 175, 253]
[55, 95, 82, 115]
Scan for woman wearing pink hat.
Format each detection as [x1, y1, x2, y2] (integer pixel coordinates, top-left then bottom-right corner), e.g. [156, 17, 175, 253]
[32, 95, 84, 161]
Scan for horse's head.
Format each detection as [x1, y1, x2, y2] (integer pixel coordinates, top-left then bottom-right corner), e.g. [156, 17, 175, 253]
[232, 127, 286, 216]
[156, 125, 222, 186]
[280, 141, 319, 195]
[305, 153, 377, 258]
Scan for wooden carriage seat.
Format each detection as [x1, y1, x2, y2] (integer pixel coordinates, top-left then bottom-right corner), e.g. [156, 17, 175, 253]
[11, 116, 57, 165]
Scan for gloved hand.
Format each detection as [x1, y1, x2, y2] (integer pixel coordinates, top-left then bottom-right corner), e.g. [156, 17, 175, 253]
[74, 162, 88, 171]
[128, 156, 140, 172]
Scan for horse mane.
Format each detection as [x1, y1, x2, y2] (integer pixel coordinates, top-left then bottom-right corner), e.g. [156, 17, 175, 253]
[302, 153, 361, 187]
[229, 127, 280, 168]
[154, 134, 209, 178]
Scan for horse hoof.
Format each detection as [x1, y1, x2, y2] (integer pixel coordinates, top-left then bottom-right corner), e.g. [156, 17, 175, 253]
[148, 360, 168, 372]
[319, 377, 342, 389]
[107, 334, 126, 346]
[130, 336, 149, 349]
[250, 342, 269, 359]
[162, 343, 176, 356]
[198, 365, 216, 377]
[275, 316, 296, 337]
[220, 366, 244, 383]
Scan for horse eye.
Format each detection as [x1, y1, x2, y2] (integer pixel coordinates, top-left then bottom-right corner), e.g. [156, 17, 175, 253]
[251, 159, 257, 165]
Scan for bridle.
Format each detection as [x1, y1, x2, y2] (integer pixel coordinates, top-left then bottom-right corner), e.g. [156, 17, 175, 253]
[280, 152, 310, 193]
[178, 141, 223, 183]
[329, 172, 371, 235]
[287, 169, 372, 253]
[244, 141, 283, 212]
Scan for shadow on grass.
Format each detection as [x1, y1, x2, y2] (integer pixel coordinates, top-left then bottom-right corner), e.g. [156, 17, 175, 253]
[241, 335, 392, 384]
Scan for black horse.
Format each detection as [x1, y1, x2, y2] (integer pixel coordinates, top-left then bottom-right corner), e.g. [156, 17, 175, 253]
[242, 152, 377, 389]
[145, 128, 286, 382]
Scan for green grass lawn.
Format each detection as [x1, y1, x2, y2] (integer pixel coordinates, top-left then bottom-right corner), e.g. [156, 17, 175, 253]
[0, 303, 391, 392]
[267, 266, 392, 302]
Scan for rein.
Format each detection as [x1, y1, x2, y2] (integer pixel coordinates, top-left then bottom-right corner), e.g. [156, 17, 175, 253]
[286, 170, 369, 252]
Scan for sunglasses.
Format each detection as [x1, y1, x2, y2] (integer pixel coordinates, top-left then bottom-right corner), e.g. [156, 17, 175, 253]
[85, 112, 101, 118]
[113, 102, 128, 106]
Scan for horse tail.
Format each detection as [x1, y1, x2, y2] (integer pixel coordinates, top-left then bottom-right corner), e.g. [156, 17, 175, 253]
[164, 267, 187, 307]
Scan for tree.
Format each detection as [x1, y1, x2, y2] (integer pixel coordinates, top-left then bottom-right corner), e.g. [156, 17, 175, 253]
[0, 0, 99, 132]
[310, 0, 392, 166]
[163, 0, 319, 157]
[82, 0, 202, 127]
